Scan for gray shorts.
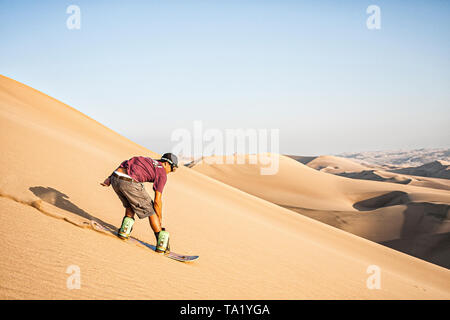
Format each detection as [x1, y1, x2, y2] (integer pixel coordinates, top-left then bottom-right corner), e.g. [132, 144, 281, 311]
[111, 174, 156, 219]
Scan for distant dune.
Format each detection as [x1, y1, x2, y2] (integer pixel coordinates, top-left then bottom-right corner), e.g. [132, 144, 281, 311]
[293, 155, 450, 191]
[283, 155, 317, 165]
[337, 148, 450, 168]
[1, 74, 449, 299]
[390, 160, 450, 180]
[193, 154, 450, 269]
[299, 155, 375, 174]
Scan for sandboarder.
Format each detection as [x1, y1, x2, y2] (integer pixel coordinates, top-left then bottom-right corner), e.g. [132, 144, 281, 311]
[100, 153, 178, 252]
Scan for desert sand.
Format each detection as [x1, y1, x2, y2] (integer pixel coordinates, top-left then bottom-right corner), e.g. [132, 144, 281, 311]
[193, 154, 450, 269]
[390, 160, 450, 180]
[292, 155, 450, 191]
[1, 74, 449, 299]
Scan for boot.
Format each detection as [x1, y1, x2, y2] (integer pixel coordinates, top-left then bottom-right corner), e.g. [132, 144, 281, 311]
[155, 228, 170, 253]
[118, 216, 134, 240]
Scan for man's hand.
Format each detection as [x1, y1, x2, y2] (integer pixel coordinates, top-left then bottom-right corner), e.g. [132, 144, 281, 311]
[100, 177, 111, 187]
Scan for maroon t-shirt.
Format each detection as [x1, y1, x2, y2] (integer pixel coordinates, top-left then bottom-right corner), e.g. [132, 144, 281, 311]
[118, 156, 167, 193]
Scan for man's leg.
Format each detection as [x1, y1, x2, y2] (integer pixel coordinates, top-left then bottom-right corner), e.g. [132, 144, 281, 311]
[149, 214, 169, 252]
[148, 214, 161, 232]
[116, 179, 161, 243]
[125, 206, 135, 219]
[148, 214, 162, 242]
[118, 207, 135, 239]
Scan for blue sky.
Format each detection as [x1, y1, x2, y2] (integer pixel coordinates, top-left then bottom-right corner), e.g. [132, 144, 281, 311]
[1, 0, 449, 156]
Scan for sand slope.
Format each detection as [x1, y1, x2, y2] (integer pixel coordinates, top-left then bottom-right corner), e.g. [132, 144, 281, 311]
[302, 155, 375, 174]
[1, 74, 449, 299]
[292, 155, 450, 191]
[390, 160, 450, 180]
[192, 155, 450, 269]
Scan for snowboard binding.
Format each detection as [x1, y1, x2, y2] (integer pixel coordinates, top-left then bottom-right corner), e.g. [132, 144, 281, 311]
[156, 228, 170, 254]
[118, 216, 135, 240]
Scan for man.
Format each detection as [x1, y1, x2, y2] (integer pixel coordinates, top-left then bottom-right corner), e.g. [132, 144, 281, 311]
[100, 153, 178, 251]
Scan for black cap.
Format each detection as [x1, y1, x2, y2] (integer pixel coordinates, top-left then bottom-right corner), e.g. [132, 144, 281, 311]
[160, 153, 178, 168]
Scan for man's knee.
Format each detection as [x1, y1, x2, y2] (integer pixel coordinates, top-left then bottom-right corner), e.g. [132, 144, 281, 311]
[125, 207, 135, 217]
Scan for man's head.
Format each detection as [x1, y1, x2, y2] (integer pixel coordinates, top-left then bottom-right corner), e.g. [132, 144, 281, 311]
[159, 153, 179, 174]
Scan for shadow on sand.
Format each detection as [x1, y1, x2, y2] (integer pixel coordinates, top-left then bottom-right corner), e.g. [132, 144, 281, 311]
[29, 186, 118, 231]
[354, 191, 450, 269]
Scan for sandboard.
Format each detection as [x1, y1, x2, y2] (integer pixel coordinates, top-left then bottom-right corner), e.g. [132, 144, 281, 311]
[90, 220, 199, 262]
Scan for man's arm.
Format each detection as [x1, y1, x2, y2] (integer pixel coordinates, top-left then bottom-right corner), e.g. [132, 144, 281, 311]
[153, 191, 163, 224]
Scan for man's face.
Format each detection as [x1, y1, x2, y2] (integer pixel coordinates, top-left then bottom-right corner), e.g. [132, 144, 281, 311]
[163, 162, 177, 174]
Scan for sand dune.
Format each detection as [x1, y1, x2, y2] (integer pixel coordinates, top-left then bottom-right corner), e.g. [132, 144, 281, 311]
[294, 155, 450, 191]
[192, 155, 450, 269]
[297, 155, 375, 174]
[390, 160, 450, 180]
[1, 74, 450, 299]
[284, 155, 318, 166]
[339, 170, 450, 191]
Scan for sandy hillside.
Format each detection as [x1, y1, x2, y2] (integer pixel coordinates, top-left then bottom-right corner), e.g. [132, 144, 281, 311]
[1, 74, 449, 299]
[299, 155, 376, 174]
[390, 161, 450, 180]
[293, 155, 450, 191]
[192, 155, 450, 269]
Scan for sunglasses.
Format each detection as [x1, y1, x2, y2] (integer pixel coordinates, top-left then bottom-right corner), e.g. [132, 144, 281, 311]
[162, 157, 178, 171]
